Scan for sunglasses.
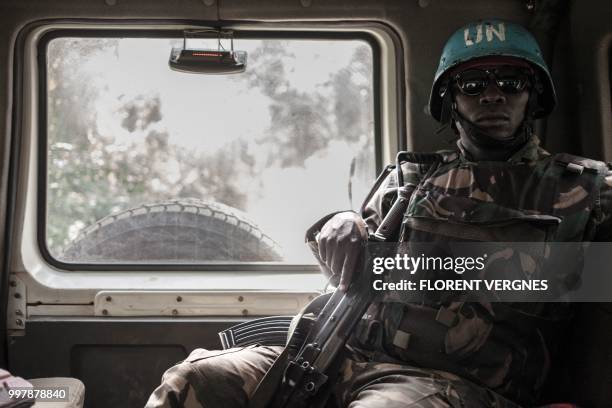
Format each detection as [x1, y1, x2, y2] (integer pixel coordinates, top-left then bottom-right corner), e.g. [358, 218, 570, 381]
[452, 67, 531, 96]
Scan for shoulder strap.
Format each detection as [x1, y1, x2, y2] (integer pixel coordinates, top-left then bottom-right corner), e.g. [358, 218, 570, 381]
[396, 151, 450, 187]
[553, 152, 608, 175]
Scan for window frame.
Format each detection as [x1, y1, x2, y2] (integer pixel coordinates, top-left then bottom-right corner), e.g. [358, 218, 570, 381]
[36, 27, 384, 272]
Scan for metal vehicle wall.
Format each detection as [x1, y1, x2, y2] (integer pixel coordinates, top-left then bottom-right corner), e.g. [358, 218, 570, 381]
[0, 0, 610, 406]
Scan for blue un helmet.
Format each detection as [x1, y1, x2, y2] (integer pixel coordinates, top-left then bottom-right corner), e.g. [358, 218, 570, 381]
[429, 19, 557, 122]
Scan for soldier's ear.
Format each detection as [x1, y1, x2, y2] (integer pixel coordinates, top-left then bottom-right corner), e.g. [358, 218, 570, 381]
[532, 71, 544, 94]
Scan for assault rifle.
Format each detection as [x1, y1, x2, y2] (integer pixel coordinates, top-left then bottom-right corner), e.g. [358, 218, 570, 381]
[229, 153, 421, 408]
[262, 262, 375, 408]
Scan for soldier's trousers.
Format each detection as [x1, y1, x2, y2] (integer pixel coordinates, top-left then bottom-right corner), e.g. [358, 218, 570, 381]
[145, 344, 521, 408]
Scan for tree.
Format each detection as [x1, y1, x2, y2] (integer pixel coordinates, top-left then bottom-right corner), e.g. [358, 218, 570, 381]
[240, 41, 373, 169]
[46, 39, 255, 255]
[46, 38, 375, 257]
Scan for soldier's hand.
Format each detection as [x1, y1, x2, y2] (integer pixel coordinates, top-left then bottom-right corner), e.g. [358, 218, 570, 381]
[317, 212, 368, 292]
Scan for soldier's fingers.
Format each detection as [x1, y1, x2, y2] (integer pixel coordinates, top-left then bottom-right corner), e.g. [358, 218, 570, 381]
[330, 251, 344, 279]
[339, 257, 354, 292]
[342, 253, 358, 282]
[324, 237, 340, 268]
[318, 235, 328, 263]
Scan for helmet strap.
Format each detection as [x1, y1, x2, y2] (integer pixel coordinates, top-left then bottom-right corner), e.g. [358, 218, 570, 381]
[435, 86, 461, 144]
[438, 87, 455, 128]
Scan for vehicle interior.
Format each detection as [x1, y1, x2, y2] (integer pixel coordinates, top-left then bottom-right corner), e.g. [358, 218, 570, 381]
[1, 0, 611, 407]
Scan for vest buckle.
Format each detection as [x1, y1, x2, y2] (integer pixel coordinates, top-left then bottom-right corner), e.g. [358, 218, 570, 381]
[565, 163, 584, 175]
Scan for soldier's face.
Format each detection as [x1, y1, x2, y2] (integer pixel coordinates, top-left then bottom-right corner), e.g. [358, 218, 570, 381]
[454, 68, 530, 140]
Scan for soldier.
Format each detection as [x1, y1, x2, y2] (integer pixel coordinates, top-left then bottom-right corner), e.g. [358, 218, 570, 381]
[146, 19, 612, 408]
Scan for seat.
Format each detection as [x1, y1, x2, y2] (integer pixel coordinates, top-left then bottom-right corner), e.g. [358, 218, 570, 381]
[28, 378, 85, 408]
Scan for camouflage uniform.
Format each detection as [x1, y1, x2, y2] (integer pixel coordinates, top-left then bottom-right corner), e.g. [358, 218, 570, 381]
[146, 135, 612, 408]
[145, 345, 517, 408]
[344, 135, 612, 407]
[146, 345, 283, 408]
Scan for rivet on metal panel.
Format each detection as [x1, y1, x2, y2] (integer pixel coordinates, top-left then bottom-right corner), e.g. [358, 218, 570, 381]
[177, 296, 183, 302]
[238, 296, 244, 302]
[172, 309, 179, 316]
[418, 0, 430, 8]
[242, 309, 248, 316]
[8, 276, 26, 331]
[105, 296, 112, 302]
[102, 309, 109, 316]
[300, 0, 312, 7]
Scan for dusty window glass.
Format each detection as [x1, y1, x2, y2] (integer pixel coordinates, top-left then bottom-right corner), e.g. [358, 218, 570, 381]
[45, 35, 376, 265]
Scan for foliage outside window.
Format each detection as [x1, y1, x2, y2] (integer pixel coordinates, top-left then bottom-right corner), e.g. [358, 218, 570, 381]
[45, 35, 376, 265]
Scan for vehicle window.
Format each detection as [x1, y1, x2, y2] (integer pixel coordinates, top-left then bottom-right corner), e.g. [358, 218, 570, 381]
[44, 34, 377, 265]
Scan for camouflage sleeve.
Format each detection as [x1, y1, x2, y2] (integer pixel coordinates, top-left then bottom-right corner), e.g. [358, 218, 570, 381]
[360, 165, 400, 233]
[593, 168, 612, 241]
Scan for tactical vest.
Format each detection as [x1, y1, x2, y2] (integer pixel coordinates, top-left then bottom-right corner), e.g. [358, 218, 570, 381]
[355, 150, 609, 406]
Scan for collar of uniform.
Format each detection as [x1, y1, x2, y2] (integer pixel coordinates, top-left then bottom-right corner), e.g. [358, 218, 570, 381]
[455, 135, 545, 164]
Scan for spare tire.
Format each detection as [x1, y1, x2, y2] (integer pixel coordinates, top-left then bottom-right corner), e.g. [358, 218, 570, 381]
[60, 198, 283, 263]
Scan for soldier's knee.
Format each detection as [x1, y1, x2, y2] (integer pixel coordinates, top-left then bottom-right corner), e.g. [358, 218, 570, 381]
[160, 359, 196, 385]
[147, 346, 282, 408]
[146, 361, 204, 408]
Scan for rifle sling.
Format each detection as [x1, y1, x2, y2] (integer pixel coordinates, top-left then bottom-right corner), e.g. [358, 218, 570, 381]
[247, 345, 292, 408]
[248, 293, 331, 408]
